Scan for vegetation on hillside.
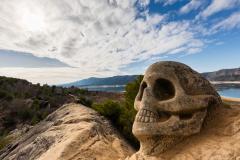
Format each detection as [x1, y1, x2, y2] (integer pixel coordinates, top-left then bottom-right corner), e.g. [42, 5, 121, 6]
[0, 135, 12, 150]
[0, 76, 90, 137]
[0, 75, 143, 150]
[92, 75, 143, 148]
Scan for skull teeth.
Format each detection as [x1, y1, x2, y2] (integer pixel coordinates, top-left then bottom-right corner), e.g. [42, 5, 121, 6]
[136, 109, 158, 123]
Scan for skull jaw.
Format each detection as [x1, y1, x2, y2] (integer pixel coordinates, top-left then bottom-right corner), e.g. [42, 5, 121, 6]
[132, 109, 207, 155]
[133, 109, 207, 136]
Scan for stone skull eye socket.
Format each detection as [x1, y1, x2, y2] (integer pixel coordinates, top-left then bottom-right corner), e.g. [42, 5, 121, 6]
[153, 78, 175, 101]
[138, 81, 147, 101]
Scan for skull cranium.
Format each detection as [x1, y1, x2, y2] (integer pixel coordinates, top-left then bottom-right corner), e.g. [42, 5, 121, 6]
[132, 61, 221, 155]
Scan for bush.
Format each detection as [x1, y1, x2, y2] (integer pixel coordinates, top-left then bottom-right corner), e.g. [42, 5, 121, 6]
[92, 100, 122, 123]
[3, 113, 17, 127]
[31, 114, 41, 125]
[0, 90, 13, 101]
[122, 75, 143, 148]
[92, 99, 139, 148]
[91, 75, 143, 149]
[31, 99, 40, 110]
[69, 88, 88, 95]
[41, 84, 52, 96]
[125, 75, 143, 108]
[77, 96, 93, 107]
[0, 136, 12, 150]
[17, 108, 33, 121]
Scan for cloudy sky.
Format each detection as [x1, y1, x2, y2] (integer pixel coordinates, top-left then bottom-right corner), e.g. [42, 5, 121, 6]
[0, 0, 240, 84]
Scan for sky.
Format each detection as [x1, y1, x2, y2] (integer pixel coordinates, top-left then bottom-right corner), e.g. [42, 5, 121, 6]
[0, 0, 240, 85]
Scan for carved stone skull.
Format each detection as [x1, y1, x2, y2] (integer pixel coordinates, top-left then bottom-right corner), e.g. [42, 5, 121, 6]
[132, 61, 221, 155]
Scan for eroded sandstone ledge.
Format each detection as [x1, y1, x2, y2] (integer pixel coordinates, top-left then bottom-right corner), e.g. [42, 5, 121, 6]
[0, 103, 134, 160]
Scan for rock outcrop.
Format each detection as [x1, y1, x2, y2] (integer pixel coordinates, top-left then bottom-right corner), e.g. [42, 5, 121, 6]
[127, 104, 240, 160]
[132, 61, 222, 156]
[127, 61, 240, 160]
[0, 103, 134, 160]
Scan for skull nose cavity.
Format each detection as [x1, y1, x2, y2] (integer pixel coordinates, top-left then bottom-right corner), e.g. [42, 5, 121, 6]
[153, 78, 175, 101]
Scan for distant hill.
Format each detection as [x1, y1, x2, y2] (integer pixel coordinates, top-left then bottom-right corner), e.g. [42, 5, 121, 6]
[202, 68, 240, 81]
[62, 75, 139, 87]
[62, 68, 240, 88]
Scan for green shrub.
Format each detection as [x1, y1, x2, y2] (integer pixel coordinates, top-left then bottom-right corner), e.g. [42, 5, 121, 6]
[41, 84, 52, 96]
[31, 99, 40, 110]
[3, 116, 16, 128]
[0, 136, 12, 150]
[17, 108, 33, 121]
[0, 90, 13, 101]
[122, 75, 143, 148]
[31, 114, 41, 125]
[77, 96, 93, 107]
[91, 75, 143, 149]
[125, 75, 143, 108]
[117, 106, 139, 148]
[92, 100, 122, 123]
[24, 92, 31, 99]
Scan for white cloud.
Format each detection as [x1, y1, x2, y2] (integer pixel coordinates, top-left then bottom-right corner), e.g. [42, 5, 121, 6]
[180, 0, 202, 14]
[0, 0, 207, 84]
[155, 0, 178, 6]
[138, 0, 151, 7]
[0, 67, 123, 85]
[199, 0, 240, 18]
[212, 12, 240, 31]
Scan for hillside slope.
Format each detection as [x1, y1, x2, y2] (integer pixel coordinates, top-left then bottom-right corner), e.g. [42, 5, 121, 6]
[0, 76, 113, 141]
[203, 67, 240, 81]
[0, 76, 80, 136]
[62, 75, 139, 87]
[0, 103, 134, 160]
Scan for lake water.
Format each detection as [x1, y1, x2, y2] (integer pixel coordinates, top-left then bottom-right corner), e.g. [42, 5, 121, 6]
[80, 85, 240, 98]
[79, 85, 125, 93]
[218, 88, 240, 98]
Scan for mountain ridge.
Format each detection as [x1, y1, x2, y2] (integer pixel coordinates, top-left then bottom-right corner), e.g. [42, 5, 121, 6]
[202, 67, 240, 81]
[62, 75, 139, 87]
[61, 67, 240, 88]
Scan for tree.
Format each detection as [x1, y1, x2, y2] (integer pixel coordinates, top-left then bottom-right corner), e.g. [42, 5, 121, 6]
[125, 75, 143, 109]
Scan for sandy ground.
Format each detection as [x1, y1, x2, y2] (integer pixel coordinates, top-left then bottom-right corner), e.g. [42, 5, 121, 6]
[128, 99, 240, 160]
[221, 96, 240, 105]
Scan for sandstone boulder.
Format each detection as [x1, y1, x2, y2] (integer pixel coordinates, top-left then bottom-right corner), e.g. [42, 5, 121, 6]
[0, 103, 134, 160]
[127, 104, 240, 160]
[127, 61, 240, 160]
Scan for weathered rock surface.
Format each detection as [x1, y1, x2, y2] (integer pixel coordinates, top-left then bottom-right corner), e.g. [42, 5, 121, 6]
[132, 61, 222, 156]
[127, 104, 240, 160]
[0, 103, 134, 160]
[127, 61, 240, 160]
